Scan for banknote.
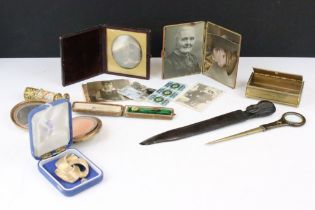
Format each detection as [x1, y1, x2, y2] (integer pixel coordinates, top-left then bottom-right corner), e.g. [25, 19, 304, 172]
[147, 94, 170, 106]
[130, 82, 155, 96]
[118, 86, 146, 101]
[118, 82, 155, 101]
[164, 81, 186, 91]
[147, 81, 186, 106]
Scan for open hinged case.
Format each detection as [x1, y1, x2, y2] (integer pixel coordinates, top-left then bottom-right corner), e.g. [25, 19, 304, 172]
[162, 21, 241, 88]
[72, 101, 175, 120]
[28, 99, 103, 196]
[245, 68, 304, 107]
[60, 25, 151, 86]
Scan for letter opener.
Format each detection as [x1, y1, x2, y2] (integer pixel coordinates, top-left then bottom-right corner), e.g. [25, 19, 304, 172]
[140, 101, 276, 145]
[206, 112, 306, 145]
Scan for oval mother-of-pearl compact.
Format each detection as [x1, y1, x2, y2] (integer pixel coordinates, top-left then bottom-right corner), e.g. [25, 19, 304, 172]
[72, 116, 102, 143]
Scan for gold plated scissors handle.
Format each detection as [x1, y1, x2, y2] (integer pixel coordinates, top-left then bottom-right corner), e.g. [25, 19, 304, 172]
[206, 112, 306, 145]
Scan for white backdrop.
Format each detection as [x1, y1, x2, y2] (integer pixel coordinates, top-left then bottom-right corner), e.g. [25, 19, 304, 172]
[0, 58, 314, 210]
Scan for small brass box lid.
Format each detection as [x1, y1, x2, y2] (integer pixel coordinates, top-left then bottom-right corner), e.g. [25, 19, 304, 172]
[245, 68, 304, 107]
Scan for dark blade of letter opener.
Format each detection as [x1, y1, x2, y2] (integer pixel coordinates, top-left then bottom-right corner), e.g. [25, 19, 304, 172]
[140, 101, 276, 145]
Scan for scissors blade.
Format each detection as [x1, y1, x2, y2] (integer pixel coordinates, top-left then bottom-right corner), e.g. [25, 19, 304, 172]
[205, 126, 265, 145]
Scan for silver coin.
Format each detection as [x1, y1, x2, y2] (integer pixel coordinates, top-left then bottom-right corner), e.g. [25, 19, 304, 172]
[111, 35, 142, 69]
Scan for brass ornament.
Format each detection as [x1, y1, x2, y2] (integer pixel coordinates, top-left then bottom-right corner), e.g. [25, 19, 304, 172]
[245, 68, 304, 107]
[24, 87, 70, 102]
[54, 154, 90, 183]
[68, 158, 90, 178]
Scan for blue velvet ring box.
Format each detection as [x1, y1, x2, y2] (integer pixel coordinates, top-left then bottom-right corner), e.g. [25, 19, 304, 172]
[28, 99, 103, 196]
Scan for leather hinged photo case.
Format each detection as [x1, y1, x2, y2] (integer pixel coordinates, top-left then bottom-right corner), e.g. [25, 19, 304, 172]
[60, 25, 151, 86]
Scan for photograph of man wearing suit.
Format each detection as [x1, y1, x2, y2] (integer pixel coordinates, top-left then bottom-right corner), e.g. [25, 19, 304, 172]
[163, 22, 204, 78]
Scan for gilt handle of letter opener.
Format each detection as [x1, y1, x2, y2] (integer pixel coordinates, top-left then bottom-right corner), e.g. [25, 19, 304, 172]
[140, 100, 276, 145]
[206, 112, 306, 145]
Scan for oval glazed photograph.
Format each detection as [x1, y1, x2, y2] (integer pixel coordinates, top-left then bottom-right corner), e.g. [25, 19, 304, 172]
[111, 35, 142, 69]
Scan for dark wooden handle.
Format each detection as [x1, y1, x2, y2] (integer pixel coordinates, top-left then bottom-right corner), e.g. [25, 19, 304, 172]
[244, 100, 276, 119]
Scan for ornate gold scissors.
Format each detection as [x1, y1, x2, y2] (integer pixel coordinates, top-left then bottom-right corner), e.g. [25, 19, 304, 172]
[206, 112, 306, 145]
